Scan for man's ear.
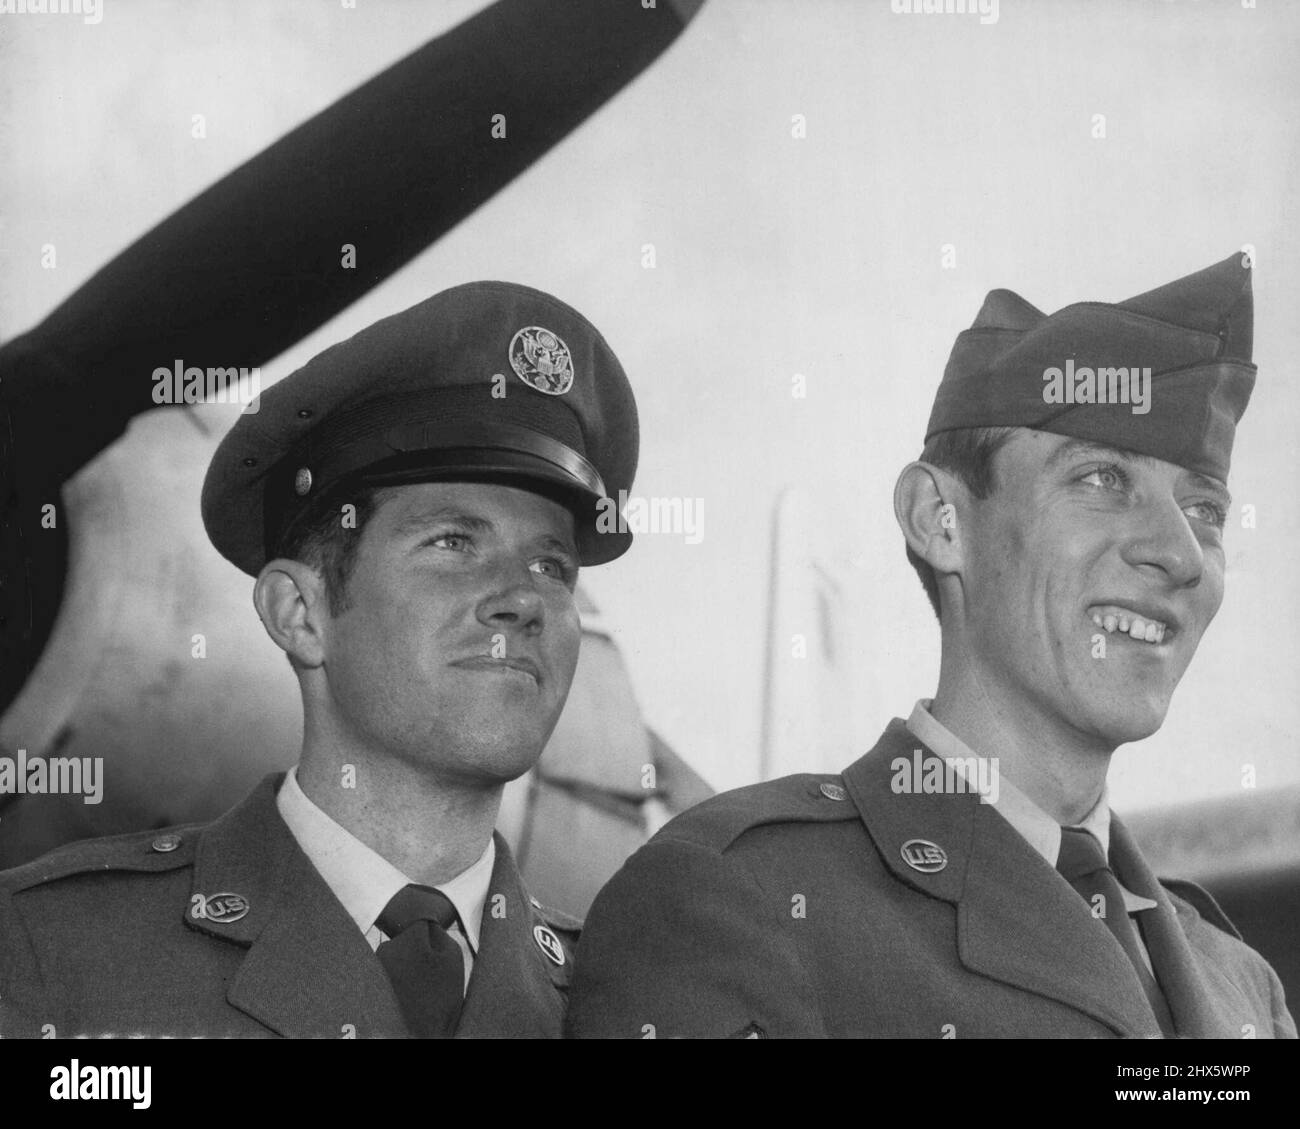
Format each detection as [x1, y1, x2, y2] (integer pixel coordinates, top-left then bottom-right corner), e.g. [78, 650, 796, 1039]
[894, 461, 964, 577]
[253, 558, 329, 668]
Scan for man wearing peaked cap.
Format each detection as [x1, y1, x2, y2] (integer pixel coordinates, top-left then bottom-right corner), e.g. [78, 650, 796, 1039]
[203, 280, 638, 574]
[0, 281, 637, 1039]
[567, 254, 1296, 1039]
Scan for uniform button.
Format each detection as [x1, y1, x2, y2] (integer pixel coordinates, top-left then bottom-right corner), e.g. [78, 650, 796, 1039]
[819, 781, 847, 802]
[151, 833, 182, 853]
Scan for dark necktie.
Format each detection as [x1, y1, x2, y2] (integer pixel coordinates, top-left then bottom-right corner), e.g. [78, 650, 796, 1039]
[1056, 827, 1174, 1036]
[375, 884, 465, 1039]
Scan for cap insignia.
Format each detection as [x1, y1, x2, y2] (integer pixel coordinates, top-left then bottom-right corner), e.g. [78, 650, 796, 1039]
[509, 326, 575, 396]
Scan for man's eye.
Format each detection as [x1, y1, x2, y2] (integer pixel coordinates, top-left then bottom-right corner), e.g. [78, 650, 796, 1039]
[530, 557, 572, 582]
[1185, 500, 1228, 529]
[428, 532, 472, 551]
[1079, 464, 1129, 492]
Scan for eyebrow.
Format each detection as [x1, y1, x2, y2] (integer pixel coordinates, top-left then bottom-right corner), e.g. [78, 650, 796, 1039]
[1185, 471, 1233, 508]
[1044, 439, 1232, 505]
[392, 510, 495, 539]
[1043, 439, 1158, 472]
[537, 533, 580, 560]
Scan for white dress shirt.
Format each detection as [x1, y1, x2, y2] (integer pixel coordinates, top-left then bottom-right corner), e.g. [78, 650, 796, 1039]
[905, 700, 1158, 970]
[275, 766, 494, 991]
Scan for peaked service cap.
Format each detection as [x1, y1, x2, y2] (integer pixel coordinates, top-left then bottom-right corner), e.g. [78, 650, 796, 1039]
[202, 281, 638, 576]
[924, 253, 1256, 482]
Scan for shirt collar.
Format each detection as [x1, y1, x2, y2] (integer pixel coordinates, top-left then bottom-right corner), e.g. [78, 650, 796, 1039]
[435, 832, 494, 953]
[275, 766, 495, 951]
[904, 700, 1156, 912]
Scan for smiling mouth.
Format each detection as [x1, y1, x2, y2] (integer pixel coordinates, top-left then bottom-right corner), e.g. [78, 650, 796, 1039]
[451, 656, 541, 683]
[1087, 604, 1177, 646]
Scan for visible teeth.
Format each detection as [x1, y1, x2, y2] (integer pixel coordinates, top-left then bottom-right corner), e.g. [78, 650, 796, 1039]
[1089, 606, 1169, 644]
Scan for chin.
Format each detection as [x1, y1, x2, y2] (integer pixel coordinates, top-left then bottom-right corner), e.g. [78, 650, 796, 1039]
[1081, 695, 1171, 747]
[469, 745, 547, 784]
[444, 725, 552, 783]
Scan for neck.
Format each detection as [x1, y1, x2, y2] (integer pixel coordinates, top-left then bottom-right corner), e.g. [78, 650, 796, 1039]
[295, 717, 502, 888]
[931, 630, 1112, 825]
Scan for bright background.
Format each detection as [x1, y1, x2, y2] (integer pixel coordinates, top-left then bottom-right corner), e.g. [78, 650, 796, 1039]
[2, 0, 1297, 808]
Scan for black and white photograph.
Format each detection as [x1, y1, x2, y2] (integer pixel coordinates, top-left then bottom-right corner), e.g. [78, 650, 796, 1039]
[1, 0, 1296, 1099]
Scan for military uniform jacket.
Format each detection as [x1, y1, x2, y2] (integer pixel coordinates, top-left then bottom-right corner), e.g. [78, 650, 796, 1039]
[0, 775, 579, 1038]
[566, 720, 1297, 1039]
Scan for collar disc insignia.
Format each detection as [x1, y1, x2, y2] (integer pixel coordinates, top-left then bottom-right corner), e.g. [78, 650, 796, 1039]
[533, 924, 566, 966]
[900, 839, 948, 874]
[198, 892, 251, 924]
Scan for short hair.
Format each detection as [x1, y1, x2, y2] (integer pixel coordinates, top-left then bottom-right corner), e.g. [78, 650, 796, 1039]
[905, 426, 1017, 620]
[269, 483, 390, 616]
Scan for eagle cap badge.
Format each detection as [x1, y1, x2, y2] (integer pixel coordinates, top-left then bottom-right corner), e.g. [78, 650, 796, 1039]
[509, 325, 575, 396]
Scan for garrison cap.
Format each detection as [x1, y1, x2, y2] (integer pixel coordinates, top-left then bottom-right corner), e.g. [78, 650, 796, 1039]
[202, 281, 638, 575]
[925, 253, 1256, 482]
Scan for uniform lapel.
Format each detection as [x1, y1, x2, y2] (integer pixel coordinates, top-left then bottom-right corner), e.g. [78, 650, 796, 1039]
[960, 800, 1160, 1037]
[187, 774, 408, 1038]
[843, 721, 1160, 1037]
[455, 833, 567, 1039]
[1109, 816, 1239, 1038]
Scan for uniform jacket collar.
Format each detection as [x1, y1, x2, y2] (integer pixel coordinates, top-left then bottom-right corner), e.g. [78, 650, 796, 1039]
[841, 720, 1234, 1038]
[457, 833, 570, 1038]
[186, 773, 568, 1038]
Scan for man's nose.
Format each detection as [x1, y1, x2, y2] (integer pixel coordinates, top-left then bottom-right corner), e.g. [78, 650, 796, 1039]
[474, 564, 546, 635]
[1121, 494, 1205, 588]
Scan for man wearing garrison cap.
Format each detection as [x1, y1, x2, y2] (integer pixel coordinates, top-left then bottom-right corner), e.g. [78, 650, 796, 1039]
[567, 254, 1296, 1039]
[0, 282, 638, 1038]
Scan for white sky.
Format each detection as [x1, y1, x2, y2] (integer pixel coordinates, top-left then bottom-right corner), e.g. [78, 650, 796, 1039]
[2, 0, 1297, 808]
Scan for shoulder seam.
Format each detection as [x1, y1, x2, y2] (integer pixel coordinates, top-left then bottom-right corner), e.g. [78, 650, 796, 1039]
[650, 774, 860, 854]
[1, 832, 201, 893]
[535, 902, 583, 934]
